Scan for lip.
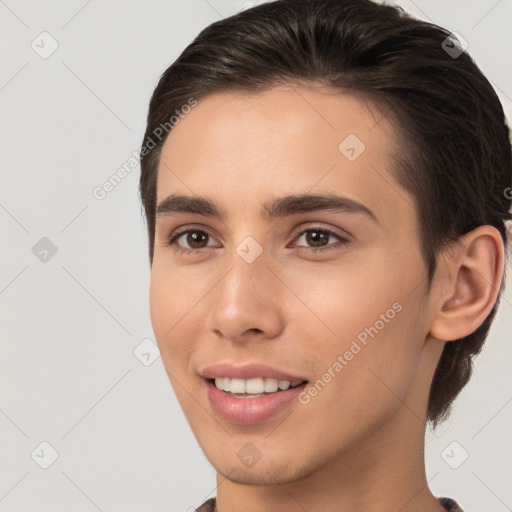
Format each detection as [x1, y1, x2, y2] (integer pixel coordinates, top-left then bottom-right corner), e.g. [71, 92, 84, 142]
[200, 362, 307, 382]
[204, 378, 308, 425]
[200, 362, 308, 425]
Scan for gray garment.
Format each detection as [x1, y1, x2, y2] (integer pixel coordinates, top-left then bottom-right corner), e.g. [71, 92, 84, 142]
[196, 496, 464, 511]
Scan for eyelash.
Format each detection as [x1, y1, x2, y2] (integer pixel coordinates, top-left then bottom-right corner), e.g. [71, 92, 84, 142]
[165, 225, 349, 255]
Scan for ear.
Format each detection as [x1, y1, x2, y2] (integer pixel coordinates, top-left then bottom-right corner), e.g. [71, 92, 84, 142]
[428, 225, 505, 342]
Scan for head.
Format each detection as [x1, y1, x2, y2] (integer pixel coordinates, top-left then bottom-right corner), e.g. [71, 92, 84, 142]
[139, 0, 511, 483]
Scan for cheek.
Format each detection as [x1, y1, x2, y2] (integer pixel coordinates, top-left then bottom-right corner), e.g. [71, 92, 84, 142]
[317, 304, 425, 442]
[149, 266, 195, 370]
[282, 257, 406, 345]
[149, 268, 170, 344]
[149, 268, 207, 422]
[289, 254, 427, 397]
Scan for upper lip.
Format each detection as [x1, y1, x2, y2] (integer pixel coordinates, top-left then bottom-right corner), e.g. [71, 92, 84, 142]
[200, 362, 308, 382]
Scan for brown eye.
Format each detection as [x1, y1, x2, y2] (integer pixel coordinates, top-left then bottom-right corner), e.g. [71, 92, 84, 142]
[167, 229, 216, 254]
[293, 227, 349, 253]
[303, 230, 330, 247]
[183, 231, 209, 249]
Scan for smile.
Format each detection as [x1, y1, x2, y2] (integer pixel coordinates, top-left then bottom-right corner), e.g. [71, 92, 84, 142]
[204, 378, 308, 424]
[214, 377, 305, 396]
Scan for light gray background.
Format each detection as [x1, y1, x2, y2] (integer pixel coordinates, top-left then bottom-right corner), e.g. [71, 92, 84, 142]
[1, 1, 511, 511]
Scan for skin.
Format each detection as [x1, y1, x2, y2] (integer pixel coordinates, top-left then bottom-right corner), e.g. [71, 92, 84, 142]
[149, 84, 504, 512]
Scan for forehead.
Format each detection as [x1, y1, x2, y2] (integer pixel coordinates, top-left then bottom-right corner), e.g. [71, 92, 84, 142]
[156, 85, 411, 225]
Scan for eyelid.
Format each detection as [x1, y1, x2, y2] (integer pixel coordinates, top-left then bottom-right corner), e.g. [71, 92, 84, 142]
[289, 222, 352, 243]
[166, 223, 222, 247]
[166, 222, 351, 253]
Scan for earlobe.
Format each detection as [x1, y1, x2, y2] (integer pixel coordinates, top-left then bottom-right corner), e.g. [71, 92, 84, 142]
[428, 225, 505, 342]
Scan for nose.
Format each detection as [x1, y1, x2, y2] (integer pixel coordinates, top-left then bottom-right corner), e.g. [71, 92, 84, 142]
[205, 249, 284, 345]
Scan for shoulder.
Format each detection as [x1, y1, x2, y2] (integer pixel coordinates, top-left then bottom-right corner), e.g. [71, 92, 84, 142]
[195, 496, 465, 512]
[439, 497, 465, 511]
[196, 497, 216, 512]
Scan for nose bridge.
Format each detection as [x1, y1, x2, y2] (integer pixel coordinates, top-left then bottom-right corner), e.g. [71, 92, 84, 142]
[206, 234, 283, 340]
[221, 235, 273, 306]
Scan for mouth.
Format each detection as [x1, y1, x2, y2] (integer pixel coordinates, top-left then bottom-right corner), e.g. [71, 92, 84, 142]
[203, 377, 309, 425]
[208, 377, 308, 398]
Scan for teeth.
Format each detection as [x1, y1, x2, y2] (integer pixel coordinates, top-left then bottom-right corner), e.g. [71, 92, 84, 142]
[214, 377, 304, 394]
[278, 380, 291, 390]
[245, 378, 264, 394]
[230, 378, 245, 394]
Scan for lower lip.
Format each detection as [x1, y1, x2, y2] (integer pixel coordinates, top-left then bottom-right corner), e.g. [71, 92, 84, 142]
[204, 379, 307, 425]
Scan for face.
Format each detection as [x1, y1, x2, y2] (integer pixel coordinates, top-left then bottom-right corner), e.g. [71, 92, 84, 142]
[149, 84, 437, 485]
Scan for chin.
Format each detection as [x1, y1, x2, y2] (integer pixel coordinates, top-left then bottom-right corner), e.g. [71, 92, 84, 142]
[217, 459, 307, 485]
[200, 439, 319, 485]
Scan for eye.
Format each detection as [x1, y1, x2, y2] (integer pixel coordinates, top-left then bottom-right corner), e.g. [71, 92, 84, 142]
[165, 225, 350, 255]
[291, 227, 349, 253]
[165, 227, 218, 255]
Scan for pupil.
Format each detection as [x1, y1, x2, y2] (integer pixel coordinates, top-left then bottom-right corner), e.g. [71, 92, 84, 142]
[188, 231, 207, 248]
[307, 230, 328, 246]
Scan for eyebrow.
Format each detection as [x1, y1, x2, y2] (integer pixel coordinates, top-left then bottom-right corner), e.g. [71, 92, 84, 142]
[155, 193, 378, 223]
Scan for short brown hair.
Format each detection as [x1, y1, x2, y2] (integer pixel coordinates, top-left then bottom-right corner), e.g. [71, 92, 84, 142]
[139, 0, 512, 427]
